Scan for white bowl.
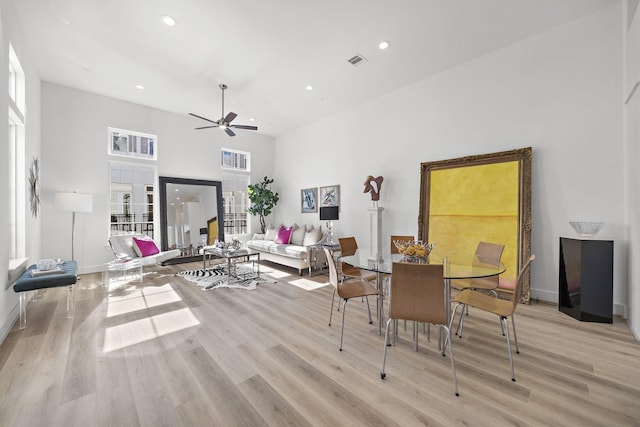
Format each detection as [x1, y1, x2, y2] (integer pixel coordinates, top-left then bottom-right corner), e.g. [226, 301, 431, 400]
[569, 221, 605, 237]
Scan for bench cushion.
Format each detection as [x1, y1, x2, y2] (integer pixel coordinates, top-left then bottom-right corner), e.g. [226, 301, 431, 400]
[13, 261, 78, 292]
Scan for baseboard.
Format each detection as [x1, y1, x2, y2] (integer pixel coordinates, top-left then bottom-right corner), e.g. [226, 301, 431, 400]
[531, 288, 627, 318]
[0, 301, 20, 347]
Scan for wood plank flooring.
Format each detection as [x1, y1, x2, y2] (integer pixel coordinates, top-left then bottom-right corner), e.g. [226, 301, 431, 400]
[1, 261, 639, 426]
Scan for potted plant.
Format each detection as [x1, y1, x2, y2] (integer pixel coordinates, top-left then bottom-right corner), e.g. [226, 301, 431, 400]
[247, 176, 280, 234]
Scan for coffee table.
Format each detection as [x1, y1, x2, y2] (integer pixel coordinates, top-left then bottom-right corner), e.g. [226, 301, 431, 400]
[202, 247, 261, 286]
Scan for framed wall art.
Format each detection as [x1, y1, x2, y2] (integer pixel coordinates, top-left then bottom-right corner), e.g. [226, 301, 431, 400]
[301, 188, 318, 213]
[319, 185, 340, 207]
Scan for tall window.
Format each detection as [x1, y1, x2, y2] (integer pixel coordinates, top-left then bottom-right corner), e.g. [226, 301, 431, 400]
[221, 148, 251, 235]
[110, 163, 156, 239]
[9, 43, 25, 259]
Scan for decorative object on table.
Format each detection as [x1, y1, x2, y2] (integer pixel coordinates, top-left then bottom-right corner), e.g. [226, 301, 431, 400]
[247, 176, 280, 233]
[28, 156, 40, 218]
[393, 240, 435, 262]
[319, 185, 340, 207]
[301, 187, 318, 213]
[55, 191, 93, 261]
[363, 175, 384, 204]
[320, 206, 339, 245]
[177, 265, 276, 291]
[569, 221, 605, 237]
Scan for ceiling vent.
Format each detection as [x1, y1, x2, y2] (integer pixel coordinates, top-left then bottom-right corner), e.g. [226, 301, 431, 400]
[347, 54, 367, 67]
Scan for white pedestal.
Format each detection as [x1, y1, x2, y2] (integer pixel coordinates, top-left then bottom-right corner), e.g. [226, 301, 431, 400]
[367, 206, 384, 262]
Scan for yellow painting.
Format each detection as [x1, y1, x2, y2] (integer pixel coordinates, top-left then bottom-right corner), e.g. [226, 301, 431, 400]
[419, 148, 532, 302]
[429, 161, 519, 282]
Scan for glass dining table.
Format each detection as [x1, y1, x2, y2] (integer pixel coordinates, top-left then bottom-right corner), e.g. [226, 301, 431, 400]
[340, 249, 507, 334]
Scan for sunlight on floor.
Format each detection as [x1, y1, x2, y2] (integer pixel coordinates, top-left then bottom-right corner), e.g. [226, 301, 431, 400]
[106, 283, 182, 318]
[288, 278, 330, 291]
[266, 269, 292, 279]
[103, 307, 200, 353]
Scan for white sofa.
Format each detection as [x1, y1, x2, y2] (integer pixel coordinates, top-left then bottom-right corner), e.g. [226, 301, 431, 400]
[109, 234, 180, 266]
[246, 224, 327, 275]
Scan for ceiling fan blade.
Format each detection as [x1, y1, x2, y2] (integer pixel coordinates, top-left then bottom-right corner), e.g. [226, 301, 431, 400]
[195, 125, 219, 130]
[224, 127, 236, 137]
[189, 113, 218, 124]
[224, 112, 237, 123]
[230, 124, 258, 131]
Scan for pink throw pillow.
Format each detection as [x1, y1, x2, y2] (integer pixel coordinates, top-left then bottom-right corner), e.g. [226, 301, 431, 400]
[274, 225, 293, 244]
[132, 236, 160, 257]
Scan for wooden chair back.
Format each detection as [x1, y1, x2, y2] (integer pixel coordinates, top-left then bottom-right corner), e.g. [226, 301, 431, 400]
[389, 262, 445, 325]
[338, 237, 358, 257]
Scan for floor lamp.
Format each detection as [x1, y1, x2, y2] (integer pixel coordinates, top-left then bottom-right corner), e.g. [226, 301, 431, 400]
[55, 192, 93, 261]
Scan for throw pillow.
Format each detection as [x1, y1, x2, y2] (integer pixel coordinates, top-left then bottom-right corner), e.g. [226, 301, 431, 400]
[132, 236, 160, 257]
[303, 227, 323, 246]
[265, 226, 277, 241]
[274, 225, 294, 244]
[290, 223, 306, 246]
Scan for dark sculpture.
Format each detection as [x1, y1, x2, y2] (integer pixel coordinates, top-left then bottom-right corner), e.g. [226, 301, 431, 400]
[363, 175, 384, 202]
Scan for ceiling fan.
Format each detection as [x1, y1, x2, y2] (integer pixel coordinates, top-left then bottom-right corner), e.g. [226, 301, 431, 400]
[189, 84, 258, 137]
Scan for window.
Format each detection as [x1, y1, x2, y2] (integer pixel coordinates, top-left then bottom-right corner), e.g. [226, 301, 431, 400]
[110, 163, 156, 239]
[221, 148, 250, 171]
[222, 173, 250, 235]
[108, 127, 157, 160]
[9, 43, 25, 260]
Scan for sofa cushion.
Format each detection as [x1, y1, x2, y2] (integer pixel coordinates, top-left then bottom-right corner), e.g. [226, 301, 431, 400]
[269, 244, 308, 259]
[265, 226, 277, 241]
[303, 227, 323, 246]
[132, 236, 160, 257]
[247, 239, 277, 252]
[290, 223, 306, 246]
[274, 225, 293, 244]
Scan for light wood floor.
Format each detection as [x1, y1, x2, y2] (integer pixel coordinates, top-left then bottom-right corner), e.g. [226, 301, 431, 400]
[1, 261, 639, 427]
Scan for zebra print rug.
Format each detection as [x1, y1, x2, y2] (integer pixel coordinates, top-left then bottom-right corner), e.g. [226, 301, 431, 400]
[176, 265, 275, 291]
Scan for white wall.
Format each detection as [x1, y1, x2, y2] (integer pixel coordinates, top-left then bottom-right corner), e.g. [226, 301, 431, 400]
[40, 82, 275, 274]
[0, 0, 42, 342]
[625, 0, 640, 338]
[274, 4, 627, 315]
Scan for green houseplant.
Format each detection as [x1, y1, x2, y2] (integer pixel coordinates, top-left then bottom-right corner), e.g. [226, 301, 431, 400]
[247, 176, 280, 234]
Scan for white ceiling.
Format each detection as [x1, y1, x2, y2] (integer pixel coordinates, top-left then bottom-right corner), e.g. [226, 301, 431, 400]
[12, 0, 614, 138]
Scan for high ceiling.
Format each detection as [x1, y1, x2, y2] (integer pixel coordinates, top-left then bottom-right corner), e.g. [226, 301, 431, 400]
[12, 0, 614, 138]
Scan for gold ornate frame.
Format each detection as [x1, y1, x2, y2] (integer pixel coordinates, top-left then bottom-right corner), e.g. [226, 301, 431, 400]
[418, 147, 532, 302]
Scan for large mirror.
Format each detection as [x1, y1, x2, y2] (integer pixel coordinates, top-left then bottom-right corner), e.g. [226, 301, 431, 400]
[418, 147, 532, 302]
[159, 176, 224, 263]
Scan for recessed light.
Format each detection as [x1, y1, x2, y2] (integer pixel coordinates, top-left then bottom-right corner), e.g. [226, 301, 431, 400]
[161, 15, 177, 26]
[249, 118, 255, 122]
[305, 85, 314, 91]
[378, 41, 390, 50]
[135, 84, 145, 90]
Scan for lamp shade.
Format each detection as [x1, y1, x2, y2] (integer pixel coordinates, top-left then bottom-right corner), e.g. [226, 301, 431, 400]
[55, 192, 93, 213]
[320, 206, 339, 221]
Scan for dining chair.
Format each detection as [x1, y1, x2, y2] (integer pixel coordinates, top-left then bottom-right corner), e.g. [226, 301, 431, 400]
[450, 254, 535, 381]
[451, 241, 505, 294]
[324, 247, 381, 351]
[380, 261, 459, 396]
[337, 237, 377, 283]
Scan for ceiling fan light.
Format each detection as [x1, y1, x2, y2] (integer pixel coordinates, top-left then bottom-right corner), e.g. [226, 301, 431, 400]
[219, 124, 227, 129]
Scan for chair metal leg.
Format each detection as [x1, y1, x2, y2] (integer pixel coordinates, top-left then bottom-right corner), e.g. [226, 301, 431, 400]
[329, 288, 336, 326]
[457, 305, 467, 338]
[339, 299, 348, 351]
[365, 296, 373, 324]
[441, 324, 460, 396]
[502, 316, 516, 381]
[511, 313, 520, 354]
[413, 322, 419, 351]
[380, 318, 394, 379]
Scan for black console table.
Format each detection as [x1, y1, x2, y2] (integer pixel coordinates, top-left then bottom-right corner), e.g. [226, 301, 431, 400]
[558, 237, 613, 323]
